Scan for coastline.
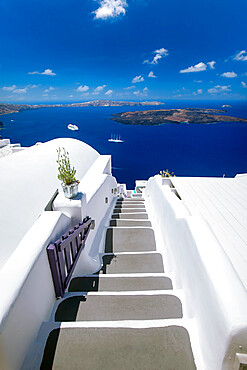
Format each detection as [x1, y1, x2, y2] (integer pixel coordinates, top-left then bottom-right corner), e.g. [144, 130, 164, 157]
[0, 100, 164, 116]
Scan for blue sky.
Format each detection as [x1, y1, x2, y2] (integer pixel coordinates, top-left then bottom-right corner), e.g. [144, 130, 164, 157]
[0, 0, 247, 103]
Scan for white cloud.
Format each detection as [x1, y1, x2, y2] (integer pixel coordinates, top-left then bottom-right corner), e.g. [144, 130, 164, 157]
[221, 71, 237, 78]
[180, 62, 207, 73]
[234, 50, 247, 61]
[124, 86, 136, 90]
[13, 88, 27, 94]
[93, 0, 127, 20]
[208, 61, 216, 69]
[105, 89, 113, 96]
[42, 94, 48, 97]
[44, 86, 55, 92]
[133, 87, 148, 96]
[194, 80, 203, 83]
[3, 84, 40, 94]
[76, 85, 90, 92]
[241, 81, 247, 88]
[133, 90, 140, 95]
[2, 85, 17, 91]
[144, 48, 169, 65]
[93, 84, 107, 94]
[132, 75, 144, 83]
[28, 68, 56, 76]
[208, 85, 231, 94]
[26, 84, 40, 89]
[197, 89, 203, 94]
[69, 94, 74, 97]
[148, 71, 157, 78]
[155, 48, 168, 56]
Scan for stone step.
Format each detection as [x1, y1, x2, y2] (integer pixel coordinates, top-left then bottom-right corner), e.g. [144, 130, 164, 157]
[113, 208, 147, 213]
[110, 219, 151, 227]
[117, 200, 144, 204]
[115, 204, 146, 209]
[101, 253, 164, 274]
[68, 275, 173, 292]
[112, 212, 148, 220]
[105, 228, 156, 253]
[41, 326, 196, 370]
[54, 294, 183, 322]
[118, 198, 144, 201]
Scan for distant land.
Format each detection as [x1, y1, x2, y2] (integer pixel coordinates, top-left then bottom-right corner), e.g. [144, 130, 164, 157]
[0, 100, 164, 116]
[111, 108, 247, 125]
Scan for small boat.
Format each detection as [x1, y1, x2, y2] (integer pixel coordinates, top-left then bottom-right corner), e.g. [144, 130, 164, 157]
[68, 124, 79, 131]
[108, 134, 124, 143]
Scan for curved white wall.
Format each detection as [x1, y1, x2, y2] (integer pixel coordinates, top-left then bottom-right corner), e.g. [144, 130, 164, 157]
[0, 138, 99, 269]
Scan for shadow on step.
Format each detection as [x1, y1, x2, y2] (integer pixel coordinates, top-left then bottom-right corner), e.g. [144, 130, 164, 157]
[40, 328, 60, 370]
[105, 228, 113, 253]
[55, 296, 87, 322]
[101, 254, 115, 273]
[69, 276, 100, 292]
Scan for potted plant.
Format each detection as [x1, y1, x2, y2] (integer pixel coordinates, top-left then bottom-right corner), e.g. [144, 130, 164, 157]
[159, 169, 176, 187]
[159, 169, 175, 178]
[57, 147, 80, 199]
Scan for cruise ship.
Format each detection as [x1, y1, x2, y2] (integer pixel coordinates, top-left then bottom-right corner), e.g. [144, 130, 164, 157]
[67, 123, 79, 131]
[0, 137, 246, 370]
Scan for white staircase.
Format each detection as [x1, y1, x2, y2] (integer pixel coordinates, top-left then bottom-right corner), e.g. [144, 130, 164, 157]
[23, 198, 196, 369]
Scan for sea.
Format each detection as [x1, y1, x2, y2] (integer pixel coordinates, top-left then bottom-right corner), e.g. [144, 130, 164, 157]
[1, 100, 247, 189]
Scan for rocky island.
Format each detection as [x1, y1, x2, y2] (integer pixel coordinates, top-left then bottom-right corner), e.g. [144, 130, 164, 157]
[0, 100, 164, 116]
[111, 108, 247, 125]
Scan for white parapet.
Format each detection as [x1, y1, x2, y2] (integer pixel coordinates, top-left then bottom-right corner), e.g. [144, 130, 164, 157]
[144, 175, 247, 370]
[0, 138, 10, 148]
[0, 211, 72, 370]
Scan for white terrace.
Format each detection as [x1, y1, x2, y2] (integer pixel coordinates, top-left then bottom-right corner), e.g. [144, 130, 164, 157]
[0, 138, 246, 370]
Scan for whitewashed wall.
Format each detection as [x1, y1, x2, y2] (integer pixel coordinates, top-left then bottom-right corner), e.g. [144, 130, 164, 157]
[0, 138, 99, 269]
[144, 175, 247, 370]
[0, 140, 117, 370]
[0, 212, 71, 370]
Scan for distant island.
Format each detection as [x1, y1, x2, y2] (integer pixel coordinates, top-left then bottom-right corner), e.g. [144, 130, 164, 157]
[111, 108, 247, 125]
[0, 100, 164, 116]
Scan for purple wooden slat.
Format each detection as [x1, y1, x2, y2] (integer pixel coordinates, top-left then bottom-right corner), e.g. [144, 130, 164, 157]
[64, 245, 72, 272]
[71, 239, 77, 259]
[55, 241, 67, 291]
[47, 244, 63, 298]
[47, 217, 92, 298]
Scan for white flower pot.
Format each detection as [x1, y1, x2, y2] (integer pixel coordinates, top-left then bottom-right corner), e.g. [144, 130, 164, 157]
[62, 182, 79, 199]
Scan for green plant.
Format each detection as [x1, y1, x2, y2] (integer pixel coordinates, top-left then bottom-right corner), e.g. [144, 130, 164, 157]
[159, 169, 175, 177]
[56, 147, 78, 185]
